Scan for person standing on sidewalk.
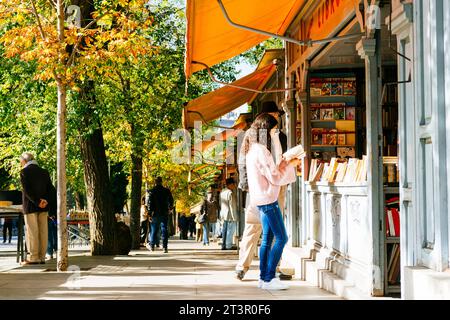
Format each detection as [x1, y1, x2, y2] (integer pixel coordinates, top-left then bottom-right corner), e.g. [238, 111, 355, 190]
[46, 183, 57, 260]
[19, 152, 54, 265]
[201, 189, 218, 245]
[3, 217, 13, 243]
[220, 178, 238, 250]
[140, 196, 149, 245]
[243, 114, 299, 290]
[235, 101, 289, 280]
[146, 177, 174, 253]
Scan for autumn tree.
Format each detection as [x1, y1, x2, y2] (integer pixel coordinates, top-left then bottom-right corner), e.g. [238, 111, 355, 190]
[0, 0, 155, 264]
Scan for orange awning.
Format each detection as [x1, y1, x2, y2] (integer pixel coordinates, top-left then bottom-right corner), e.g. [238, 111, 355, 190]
[183, 63, 275, 129]
[185, 0, 306, 78]
[194, 120, 248, 153]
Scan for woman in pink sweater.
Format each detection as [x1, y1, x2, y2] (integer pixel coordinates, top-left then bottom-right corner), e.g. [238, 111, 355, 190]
[242, 113, 299, 290]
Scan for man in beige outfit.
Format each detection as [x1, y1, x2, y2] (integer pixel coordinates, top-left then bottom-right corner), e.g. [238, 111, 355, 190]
[235, 101, 290, 279]
[19, 152, 53, 265]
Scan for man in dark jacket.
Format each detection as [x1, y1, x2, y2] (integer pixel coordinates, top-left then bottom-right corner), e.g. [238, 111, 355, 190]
[19, 152, 54, 265]
[146, 177, 174, 253]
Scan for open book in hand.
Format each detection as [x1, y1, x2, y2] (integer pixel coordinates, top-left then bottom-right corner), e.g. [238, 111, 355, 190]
[282, 144, 305, 161]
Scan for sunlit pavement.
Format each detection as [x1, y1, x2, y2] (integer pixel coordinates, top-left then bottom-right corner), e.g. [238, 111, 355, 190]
[0, 238, 343, 300]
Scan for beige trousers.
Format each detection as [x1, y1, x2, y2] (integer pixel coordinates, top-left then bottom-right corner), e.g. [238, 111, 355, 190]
[24, 212, 48, 262]
[236, 222, 262, 272]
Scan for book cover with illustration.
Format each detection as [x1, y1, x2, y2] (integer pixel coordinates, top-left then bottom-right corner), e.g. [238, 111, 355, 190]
[330, 82, 343, 96]
[321, 83, 331, 96]
[337, 147, 356, 159]
[311, 108, 321, 120]
[337, 134, 346, 145]
[334, 107, 345, 120]
[310, 80, 322, 96]
[311, 128, 323, 145]
[323, 129, 337, 145]
[345, 106, 356, 120]
[343, 81, 356, 95]
[320, 108, 334, 120]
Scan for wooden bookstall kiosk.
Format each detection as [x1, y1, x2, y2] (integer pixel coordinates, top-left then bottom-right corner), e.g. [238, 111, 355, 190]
[284, 2, 400, 297]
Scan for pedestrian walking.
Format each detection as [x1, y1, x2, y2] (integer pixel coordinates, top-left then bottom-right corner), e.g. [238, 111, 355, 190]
[46, 183, 57, 260]
[242, 114, 299, 290]
[140, 196, 149, 245]
[146, 177, 174, 253]
[220, 178, 238, 250]
[19, 152, 55, 265]
[194, 212, 203, 242]
[200, 190, 218, 246]
[2, 217, 13, 243]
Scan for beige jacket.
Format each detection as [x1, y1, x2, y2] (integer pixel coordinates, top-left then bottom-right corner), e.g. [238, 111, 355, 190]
[220, 187, 237, 221]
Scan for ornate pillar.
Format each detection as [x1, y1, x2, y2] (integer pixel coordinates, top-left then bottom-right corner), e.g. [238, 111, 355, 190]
[297, 91, 309, 246]
[357, 34, 384, 296]
[285, 99, 300, 247]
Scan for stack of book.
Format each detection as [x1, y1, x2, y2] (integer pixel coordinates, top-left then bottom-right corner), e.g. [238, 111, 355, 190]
[383, 157, 399, 184]
[387, 243, 401, 285]
[308, 156, 368, 183]
[310, 78, 357, 97]
[385, 207, 400, 237]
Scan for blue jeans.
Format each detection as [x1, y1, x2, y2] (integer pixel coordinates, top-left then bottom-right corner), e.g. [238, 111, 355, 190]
[258, 201, 288, 282]
[149, 215, 168, 249]
[47, 218, 57, 255]
[202, 222, 209, 244]
[221, 220, 236, 249]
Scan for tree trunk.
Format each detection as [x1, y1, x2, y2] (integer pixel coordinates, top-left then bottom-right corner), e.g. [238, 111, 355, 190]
[76, 76, 117, 255]
[129, 124, 144, 249]
[74, 192, 84, 210]
[80, 124, 117, 255]
[56, 0, 68, 272]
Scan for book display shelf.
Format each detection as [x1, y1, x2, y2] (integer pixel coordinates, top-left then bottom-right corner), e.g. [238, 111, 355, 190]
[309, 73, 358, 162]
[381, 66, 400, 295]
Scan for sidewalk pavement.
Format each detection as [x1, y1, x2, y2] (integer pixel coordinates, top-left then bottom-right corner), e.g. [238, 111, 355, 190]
[0, 238, 343, 300]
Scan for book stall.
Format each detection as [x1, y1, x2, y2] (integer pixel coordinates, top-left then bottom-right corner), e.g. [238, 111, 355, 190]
[67, 210, 90, 247]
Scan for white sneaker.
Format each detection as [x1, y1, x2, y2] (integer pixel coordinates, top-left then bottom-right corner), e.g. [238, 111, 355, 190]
[258, 279, 264, 288]
[262, 278, 289, 290]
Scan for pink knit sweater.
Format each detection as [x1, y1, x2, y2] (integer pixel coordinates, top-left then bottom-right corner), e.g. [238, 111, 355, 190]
[246, 143, 297, 206]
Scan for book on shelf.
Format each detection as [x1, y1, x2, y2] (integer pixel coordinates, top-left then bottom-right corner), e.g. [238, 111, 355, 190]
[330, 83, 343, 96]
[343, 81, 357, 95]
[327, 158, 339, 182]
[337, 147, 356, 159]
[323, 129, 337, 145]
[311, 128, 323, 145]
[321, 83, 331, 96]
[343, 158, 356, 183]
[356, 155, 368, 182]
[385, 208, 400, 237]
[388, 245, 401, 285]
[387, 243, 398, 273]
[337, 134, 346, 146]
[386, 196, 400, 206]
[345, 106, 355, 120]
[310, 162, 325, 182]
[320, 163, 330, 182]
[311, 108, 321, 120]
[334, 162, 348, 183]
[309, 159, 318, 181]
[334, 107, 345, 120]
[320, 108, 334, 120]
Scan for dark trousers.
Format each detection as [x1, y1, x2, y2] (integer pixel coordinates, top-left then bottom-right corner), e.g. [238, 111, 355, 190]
[149, 215, 168, 249]
[47, 219, 57, 255]
[140, 220, 149, 243]
[3, 220, 12, 242]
